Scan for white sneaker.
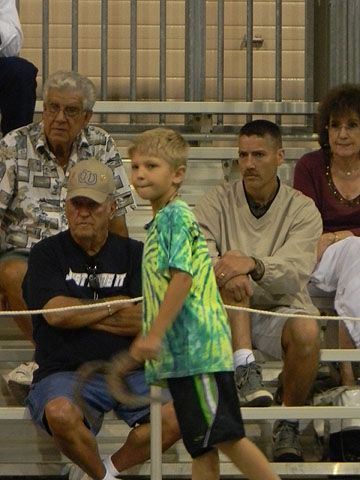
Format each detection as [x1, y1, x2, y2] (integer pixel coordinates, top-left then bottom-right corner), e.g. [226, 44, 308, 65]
[66, 461, 124, 480]
[3, 361, 38, 386]
[68, 463, 91, 480]
[3, 361, 38, 405]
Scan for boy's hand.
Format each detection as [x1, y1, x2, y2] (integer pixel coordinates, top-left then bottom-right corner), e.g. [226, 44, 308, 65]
[130, 333, 161, 362]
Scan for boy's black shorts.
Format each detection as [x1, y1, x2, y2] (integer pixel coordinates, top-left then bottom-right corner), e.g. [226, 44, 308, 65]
[167, 371, 245, 458]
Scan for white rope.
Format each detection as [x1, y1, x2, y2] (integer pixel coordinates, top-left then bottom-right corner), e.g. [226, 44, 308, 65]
[0, 296, 359, 322]
[225, 304, 360, 322]
[0, 296, 143, 316]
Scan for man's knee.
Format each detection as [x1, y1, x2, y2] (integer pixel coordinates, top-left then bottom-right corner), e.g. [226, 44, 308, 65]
[0, 257, 28, 290]
[282, 317, 320, 353]
[45, 397, 82, 434]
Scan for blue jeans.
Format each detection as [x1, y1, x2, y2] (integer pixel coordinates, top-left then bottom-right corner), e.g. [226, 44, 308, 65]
[26, 370, 151, 435]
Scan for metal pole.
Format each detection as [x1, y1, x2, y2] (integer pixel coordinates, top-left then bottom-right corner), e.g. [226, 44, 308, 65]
[71, 0, 79, 72]
[275, 0, 282, 126]
[159, 0, 167, 124]
[304, 0, 314, 129]
[217, 0, 224, 125]
[195, 0, 206, 101]
[130, 0, 137, 123]
[42, 0, 49, 86]
[347, 0, 360, 82]
[185, 0, 206, 129]
[246, 0, 253, 123]
[185, 0, 191, 126]
[185, 0, 191, 102]
[185, 0, 206, 101]
[150, 386, 162, 480]
[329, 0, 348, 86]
[101, 0, 108, 100]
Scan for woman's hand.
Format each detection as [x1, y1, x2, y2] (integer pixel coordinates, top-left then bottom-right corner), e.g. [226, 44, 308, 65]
[317, 231, 354, 261]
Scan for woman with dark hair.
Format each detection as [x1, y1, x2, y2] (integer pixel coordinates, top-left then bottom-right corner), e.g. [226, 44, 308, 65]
[294, 83, 360, 385]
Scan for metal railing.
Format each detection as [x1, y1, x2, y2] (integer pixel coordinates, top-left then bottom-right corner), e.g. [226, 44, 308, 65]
[26, 0, 323, 136]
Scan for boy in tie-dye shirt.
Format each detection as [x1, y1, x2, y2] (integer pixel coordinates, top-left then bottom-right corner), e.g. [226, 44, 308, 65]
[129, 127, 280, 480]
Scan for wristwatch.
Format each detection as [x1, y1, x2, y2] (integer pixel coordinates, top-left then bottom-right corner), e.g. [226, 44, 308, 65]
[249, 257, 264, 281]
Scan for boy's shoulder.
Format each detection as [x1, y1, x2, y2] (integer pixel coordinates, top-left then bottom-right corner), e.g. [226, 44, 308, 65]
[163, 198, 192, 215]
[157, 199, 195, 225]
[155, 200, 204, 247]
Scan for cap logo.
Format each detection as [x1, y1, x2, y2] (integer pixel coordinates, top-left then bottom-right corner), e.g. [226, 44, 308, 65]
[66, 158, 114, 203]
[78, 169, 97, 185]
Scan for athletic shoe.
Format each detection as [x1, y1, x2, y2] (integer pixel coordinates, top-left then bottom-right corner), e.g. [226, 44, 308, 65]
[273, 419, 303, 462]
[235, 362, 273, 407]
[3, 361, 38, 405]
[67, 462, 124, 480]
[68, 463, 90, 480]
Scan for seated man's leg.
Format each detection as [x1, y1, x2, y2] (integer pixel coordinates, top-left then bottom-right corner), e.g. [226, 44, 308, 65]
[221, 288, 272, 407]
[251, 308, 319, 461]
[26, 370, 180, 480]
[0, 255, 33, 340]
[0, 254, 37, 400]
[27, 372, 108, 480]
[338, 320, 357, 386]
[0, 56, 38, 135]
[280, 315, 319, 406]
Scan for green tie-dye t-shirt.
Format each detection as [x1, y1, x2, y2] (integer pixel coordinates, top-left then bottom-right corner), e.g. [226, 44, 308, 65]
[142, 199, 233, 385]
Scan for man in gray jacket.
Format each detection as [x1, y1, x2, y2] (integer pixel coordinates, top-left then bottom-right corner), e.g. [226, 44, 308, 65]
[194, 119, 322, 462]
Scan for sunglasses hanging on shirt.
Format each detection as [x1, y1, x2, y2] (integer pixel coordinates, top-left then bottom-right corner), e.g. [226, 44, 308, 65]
[86, 264, 100, 299]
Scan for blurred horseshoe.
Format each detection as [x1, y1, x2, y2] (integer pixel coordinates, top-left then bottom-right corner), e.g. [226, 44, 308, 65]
[75, 351, 162, 408]
[107, 351, 162, 406]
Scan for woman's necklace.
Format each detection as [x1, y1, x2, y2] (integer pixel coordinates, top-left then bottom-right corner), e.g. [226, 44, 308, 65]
[325, 157, 360, 207]
[344, 167, 360, 176]
[331, 156, 360, 177]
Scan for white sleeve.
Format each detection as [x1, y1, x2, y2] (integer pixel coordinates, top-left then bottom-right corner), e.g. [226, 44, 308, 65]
[0, 0, 23, 57]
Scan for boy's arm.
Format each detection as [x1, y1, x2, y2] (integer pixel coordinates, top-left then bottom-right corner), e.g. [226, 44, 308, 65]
[130, 269, 192, 361]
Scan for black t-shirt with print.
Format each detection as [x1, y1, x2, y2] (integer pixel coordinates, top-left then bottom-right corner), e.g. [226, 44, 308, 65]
[22, 230, 143, 383]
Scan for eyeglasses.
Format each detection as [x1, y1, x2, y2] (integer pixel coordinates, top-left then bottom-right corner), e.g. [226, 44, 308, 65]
[86, 264, 100, 299]
[327, 121, 360, 133]
[45, 102, 84, 119]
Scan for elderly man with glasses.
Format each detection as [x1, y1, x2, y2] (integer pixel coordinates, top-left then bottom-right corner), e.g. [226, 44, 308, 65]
[23, 158, 180, 480]
[0, 71, 135, 393]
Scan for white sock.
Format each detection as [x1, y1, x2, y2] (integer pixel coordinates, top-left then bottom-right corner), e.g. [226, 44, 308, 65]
[233, 349, 255, 368]
[103, 455, 121, 477]
[101, 471, 117, 480]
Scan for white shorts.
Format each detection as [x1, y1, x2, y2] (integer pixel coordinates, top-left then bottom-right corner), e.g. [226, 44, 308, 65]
[310, 237, 360, 348]
[250, 306, 309, 360]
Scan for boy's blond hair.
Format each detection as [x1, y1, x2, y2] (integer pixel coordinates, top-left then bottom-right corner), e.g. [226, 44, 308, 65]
[128, 128, 189, 170]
